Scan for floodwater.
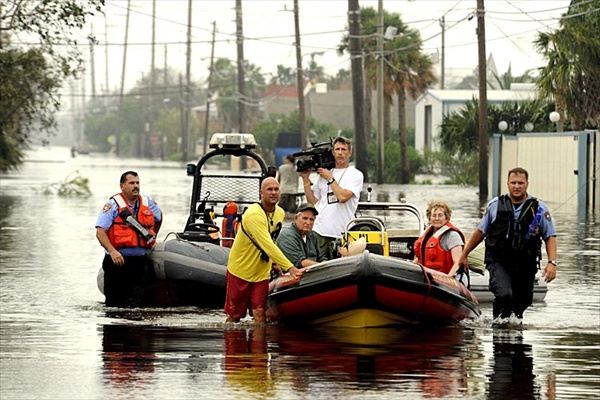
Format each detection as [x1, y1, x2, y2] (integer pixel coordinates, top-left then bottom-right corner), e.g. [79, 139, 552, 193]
[1, 146, 598, 400]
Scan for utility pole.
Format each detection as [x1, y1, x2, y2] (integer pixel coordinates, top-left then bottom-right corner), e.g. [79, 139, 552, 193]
[203, 21, 217, 156]
[147, 0, 156, 158]
[440, 16, 445, 89]
[376, 0, 384, 184]
[89, 24, 96, 98]
[235, 0, 246, 134]
[151, 0, 156, 91]
[117, 0, 131, 156]
[183, 0, 193, 162]
[293, 0, 307, 150]
[477, 0, 488, 202]
[164, 44, 168, 90]
[235, 0, 247, 170]
[179, 74, 185, 155]
[104, 13, 109, 96]
[348, 0, 367, 180]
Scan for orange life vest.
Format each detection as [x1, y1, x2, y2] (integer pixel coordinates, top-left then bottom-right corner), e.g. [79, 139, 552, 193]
[108, 193, 156, 249]
[413, 222, 464, 274]
[221, 201, 239, 248]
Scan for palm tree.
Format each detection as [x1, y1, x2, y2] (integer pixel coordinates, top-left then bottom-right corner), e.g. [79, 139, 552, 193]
[387, 31, 437, 183]
[339, 7, 437, 182]
[304, 59, 326, 82]
[326, 68, 351, 90]
[270, 65, 295, 85]
[534, 0, 600, 130]
[212, 58, 266, 132]
[490, 65, 536, 90]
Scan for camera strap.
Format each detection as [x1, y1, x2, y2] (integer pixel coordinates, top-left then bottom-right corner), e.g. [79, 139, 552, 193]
[239, 221, 270, 262]
[327, 168, 348, 204]
[335, 167, 348, 184]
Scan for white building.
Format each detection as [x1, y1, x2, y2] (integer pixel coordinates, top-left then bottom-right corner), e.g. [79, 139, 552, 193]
[414, 85, 537, 153]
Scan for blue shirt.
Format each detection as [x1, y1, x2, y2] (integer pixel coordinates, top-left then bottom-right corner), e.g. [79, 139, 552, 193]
[478, 195, 556, 240]
[95, 195, 162, 256]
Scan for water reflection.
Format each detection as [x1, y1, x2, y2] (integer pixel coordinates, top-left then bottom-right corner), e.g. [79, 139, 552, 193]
[98, 323, 481, 397]
[222, 327, 274, 394]
[101, 324, 157, 388]
[272, 326, 474, 397]
[100, 323, 220, 389]
[487, 329, 557, 400]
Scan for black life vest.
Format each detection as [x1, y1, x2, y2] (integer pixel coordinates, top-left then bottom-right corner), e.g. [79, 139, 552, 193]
[485, 195, 542, 265]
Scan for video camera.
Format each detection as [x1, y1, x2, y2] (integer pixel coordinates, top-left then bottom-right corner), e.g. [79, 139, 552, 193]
[292, 140, 336, 172]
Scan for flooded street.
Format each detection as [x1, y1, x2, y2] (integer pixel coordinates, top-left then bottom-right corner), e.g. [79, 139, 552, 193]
[1, 146, 598, 399]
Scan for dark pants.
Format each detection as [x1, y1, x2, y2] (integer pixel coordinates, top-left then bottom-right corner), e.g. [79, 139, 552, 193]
[102, 255, 154, 307]
[487, 258, 537, 318]
[315, 232, 337, 260]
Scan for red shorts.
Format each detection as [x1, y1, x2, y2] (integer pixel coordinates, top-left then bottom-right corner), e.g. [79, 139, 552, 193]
[224, 271, 269, 320]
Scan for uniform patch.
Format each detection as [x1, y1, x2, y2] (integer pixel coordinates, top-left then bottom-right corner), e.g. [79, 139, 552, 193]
[544, 211, 552, 221]
[102, 203, 112, 213]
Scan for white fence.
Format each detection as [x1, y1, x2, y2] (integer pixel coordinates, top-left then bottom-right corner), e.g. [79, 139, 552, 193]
[490, 130, 598, 213]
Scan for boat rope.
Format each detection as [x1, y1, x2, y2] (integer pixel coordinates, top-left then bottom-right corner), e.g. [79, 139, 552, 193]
[164, 232, 177, 240]
[548, 165, 600, 214]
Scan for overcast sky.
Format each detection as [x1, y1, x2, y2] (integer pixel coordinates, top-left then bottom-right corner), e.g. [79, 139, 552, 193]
[81, 0, 571, 96]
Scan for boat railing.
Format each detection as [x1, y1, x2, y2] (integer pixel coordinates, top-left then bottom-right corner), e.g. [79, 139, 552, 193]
[183, 134, 276, 239]
[342, 217, 388, 256]
[351, 201, 425, 261]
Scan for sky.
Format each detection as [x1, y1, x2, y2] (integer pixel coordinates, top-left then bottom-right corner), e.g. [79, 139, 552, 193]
[80, 0, 572, 97]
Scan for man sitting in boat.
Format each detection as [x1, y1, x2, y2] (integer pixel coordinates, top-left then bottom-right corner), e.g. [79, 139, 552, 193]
[413, 199, 465, 277]
[276, 203, 327, 269]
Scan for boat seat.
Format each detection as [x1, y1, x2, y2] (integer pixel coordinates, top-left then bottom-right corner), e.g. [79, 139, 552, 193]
[348, 216, 385, 232]
[343, 217, 388, 256]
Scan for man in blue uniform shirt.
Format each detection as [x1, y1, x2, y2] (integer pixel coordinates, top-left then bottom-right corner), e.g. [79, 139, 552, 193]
[95, 171, 163, 307]
[459, 167, 557, 321]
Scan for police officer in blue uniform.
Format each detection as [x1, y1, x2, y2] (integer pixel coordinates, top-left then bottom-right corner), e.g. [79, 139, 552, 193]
[459, 167, 557, 321]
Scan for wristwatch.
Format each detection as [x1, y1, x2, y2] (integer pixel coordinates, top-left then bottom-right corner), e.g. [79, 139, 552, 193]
[327, 177, 335, 185]
[548, 260, 557, 266]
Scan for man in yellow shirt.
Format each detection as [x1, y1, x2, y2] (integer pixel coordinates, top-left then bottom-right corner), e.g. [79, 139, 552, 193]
[225, 177, 303, 324]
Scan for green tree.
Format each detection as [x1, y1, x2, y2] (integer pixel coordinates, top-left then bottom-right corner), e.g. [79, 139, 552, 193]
[211, 58, 266, 132]
[388, 30, 437, 184]
[534, 0, 600, 130]
[490, 65, 536, 90]
[437, 98, 562, 182]
[339, 7, 436, 183]
[326, 68, 351, 89]
[270, 64, 295, 85]
[83, 65, 190, 158]
[304, 59, 326, 81]
[366, 140, 423, 184]
[0, 0, 104, 171]
[251, 111, 338, 165]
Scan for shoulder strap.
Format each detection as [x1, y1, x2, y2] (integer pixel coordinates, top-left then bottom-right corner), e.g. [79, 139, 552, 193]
[111, 193, 127, 209]
[432, 225, 451, 239]
[239, 221, 269, 262]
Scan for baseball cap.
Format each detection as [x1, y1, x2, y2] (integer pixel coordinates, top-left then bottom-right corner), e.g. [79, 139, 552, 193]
[296, 203, 319, 215]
